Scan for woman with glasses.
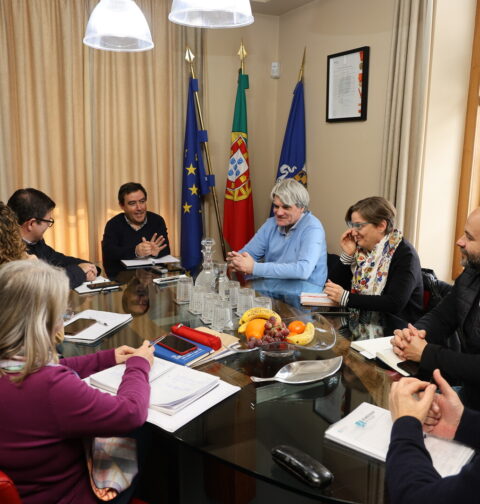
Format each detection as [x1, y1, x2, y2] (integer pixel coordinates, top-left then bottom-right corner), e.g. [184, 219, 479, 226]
[0, 259, 154, 503]
[324, 196, 423, 323]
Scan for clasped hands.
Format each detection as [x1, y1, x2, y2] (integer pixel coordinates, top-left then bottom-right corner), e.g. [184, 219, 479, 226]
[227, 251, 255, 275]
[391, 323, 428, 362]
[78, 262, 98, 282]
[390, 369, 464, 441]
[135, 233, 166, 258]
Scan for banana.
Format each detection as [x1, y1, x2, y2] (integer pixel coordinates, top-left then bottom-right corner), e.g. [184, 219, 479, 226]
[286, 322, 315, 345]
[239, 307, 281, 326]
[238, 322, 248, 334]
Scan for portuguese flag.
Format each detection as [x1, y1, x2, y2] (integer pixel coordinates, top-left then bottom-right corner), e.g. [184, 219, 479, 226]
[223, 71, 254, 251]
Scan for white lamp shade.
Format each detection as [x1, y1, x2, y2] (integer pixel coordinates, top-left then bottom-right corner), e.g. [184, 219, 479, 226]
[168, 0, 254, 29]
[83, 0, 154, 52]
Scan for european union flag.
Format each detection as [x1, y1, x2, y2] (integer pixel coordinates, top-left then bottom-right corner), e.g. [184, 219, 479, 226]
[180, 77, 210, 274]
[275, 81, 307, 185]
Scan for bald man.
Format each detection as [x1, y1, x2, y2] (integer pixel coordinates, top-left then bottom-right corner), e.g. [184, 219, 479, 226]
[392, 208, 480, 409]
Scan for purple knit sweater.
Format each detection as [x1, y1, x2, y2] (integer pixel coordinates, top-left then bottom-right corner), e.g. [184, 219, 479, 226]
[0, 349, 150, 504]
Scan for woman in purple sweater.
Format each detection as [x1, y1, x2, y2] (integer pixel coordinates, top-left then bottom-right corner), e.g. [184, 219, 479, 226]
[0, 259, 153, 504]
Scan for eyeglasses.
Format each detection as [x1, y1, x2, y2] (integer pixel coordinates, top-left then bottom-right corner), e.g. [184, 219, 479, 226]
[347, 221, 371, 230]
[35, 217, 55, 227]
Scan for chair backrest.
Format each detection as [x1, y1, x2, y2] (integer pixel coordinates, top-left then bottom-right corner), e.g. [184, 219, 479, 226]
[0, 470, 22, 504]
[421, 268, 452, 312]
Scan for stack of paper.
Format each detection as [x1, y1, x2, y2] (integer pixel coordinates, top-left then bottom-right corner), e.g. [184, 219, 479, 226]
[300, 292, 336, 306]
[90, 357, 222, 415]
[325, 402, 474, 477]
[63, 309, 132, 344]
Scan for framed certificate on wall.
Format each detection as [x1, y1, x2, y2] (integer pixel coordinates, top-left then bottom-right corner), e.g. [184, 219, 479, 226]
[326, 46, 370, 122]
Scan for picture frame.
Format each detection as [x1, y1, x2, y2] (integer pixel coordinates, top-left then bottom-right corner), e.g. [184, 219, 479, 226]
[326, 46, 370, 122]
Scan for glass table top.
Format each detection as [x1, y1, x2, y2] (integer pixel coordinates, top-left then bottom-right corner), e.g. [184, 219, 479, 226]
[61, 269, 402, 503]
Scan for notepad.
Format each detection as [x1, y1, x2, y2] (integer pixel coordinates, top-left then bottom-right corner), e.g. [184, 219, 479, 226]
[300, 292, 336, 306]
[74, 276, 121, 294]
[121, 255, 180, 269]
[63, 309, 132, 343]
[325, 402, 474, 477]
[90, 357, 220, 415]
[350, 336, 410, 376]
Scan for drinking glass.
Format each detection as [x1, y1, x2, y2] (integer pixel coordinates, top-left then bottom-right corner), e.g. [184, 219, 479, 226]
[236, 287, 254, 316]
[188, 285, 207, 315]
[211, 299, 233, 332]
[253, 296, 272, 310]
[201, 292, 219, 324]
[227, 280, 240, 308]
[175, 276, 193, 304]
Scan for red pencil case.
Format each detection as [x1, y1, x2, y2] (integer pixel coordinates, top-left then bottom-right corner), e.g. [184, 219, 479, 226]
[170, 323, 222, 350]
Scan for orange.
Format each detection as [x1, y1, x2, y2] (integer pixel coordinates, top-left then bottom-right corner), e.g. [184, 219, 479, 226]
[288, 320, 306, 335]
[245, 318, 267, 339]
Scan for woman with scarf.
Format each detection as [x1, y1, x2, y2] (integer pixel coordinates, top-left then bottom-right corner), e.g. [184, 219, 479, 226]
[324, 197, 424, 323]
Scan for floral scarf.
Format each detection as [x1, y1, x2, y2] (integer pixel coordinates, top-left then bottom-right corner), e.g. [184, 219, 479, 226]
[351, 229, 403, 296]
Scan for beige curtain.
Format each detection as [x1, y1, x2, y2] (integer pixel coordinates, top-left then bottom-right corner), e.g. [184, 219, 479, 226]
[380, 0, 434, 244]
[0, 0, 202, 264]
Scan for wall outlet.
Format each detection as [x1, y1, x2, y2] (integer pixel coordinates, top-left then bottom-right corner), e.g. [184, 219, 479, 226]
[271, 62, 280, 79]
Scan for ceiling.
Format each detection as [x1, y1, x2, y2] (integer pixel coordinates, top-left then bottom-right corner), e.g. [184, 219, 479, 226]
[251, 0, 313, 16]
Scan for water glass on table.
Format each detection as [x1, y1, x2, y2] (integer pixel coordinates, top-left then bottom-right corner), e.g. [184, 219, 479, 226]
[253, 296, 272, 310]
[175, 276, 193, 304]
[227, 280, 240, 308]
[201, 292, 219, 325]
[236, 287, 254, 316]
[189, 285, 207, 315]
[211, 299, 234, 332]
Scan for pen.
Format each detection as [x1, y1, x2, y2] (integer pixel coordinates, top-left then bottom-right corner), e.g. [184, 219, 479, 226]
[86, 318, 109, 326]
[149, 335, 166, 347]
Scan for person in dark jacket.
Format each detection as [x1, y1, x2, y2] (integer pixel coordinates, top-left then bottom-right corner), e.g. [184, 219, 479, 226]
[387, 369, 477, 504]
[7, 188, 98, 288]
[392, 207, 480, 409]
[324, 196, 423, 323]
[102, 182, 170, 279]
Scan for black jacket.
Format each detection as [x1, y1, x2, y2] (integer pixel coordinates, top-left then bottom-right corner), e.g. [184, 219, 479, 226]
[417, 267, 480, 407]
[387, 412, 478, 504]
[27, 239, 88, 289]
[329, 238, 424, 323]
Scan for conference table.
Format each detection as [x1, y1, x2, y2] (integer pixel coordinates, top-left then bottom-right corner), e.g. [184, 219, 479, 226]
[61, 269, 405, 504]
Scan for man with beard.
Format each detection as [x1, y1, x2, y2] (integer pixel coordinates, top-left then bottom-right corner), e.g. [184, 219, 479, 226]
[392, 207, 480, 408]
[102, 182, 170, 279]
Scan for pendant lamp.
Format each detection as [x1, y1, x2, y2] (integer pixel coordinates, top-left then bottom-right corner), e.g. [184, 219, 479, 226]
[83, 0, 154, 52]
[169, 0, 254, 29]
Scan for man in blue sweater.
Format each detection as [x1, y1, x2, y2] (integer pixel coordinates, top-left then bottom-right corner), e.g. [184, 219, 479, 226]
[227, 179, 327, 286]
[102, 182, 170, 279]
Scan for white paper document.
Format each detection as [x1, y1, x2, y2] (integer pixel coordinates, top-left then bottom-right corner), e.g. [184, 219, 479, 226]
[63, 309, 132, 343]
[74, 276, 120, 294]
[88, 357, 240, 432]
[350, 336, 409, 376]
[325, 402, 474, 477]
[121, 255, 180, 268]
[300, 292, 336, 306]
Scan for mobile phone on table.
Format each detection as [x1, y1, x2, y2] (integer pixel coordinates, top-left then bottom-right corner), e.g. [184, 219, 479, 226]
[397, 360, 420, 376]
[86, 281, 120, 290]
[156, 334, 197, 355]
[64, 318, 96, 335]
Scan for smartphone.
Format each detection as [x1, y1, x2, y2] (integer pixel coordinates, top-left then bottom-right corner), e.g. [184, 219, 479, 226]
[64, 318, 96, 336]
[86, 281, 120, 290]
[397, 360, 420, 376]
[157, 334, 197, 355]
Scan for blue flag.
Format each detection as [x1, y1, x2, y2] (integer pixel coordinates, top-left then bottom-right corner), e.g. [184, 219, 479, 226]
[274, 81, 307, 186]
[180, 77, 211, 274]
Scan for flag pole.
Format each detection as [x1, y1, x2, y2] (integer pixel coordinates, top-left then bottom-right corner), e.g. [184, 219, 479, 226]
[298, 46, 306, 82]
[185, 47, 227, 260]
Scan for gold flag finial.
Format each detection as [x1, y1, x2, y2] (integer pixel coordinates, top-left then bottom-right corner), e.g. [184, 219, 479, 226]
[238, 40, 247, 73]
[185, 46, 196, 78]
[298, 47, 306, 82]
